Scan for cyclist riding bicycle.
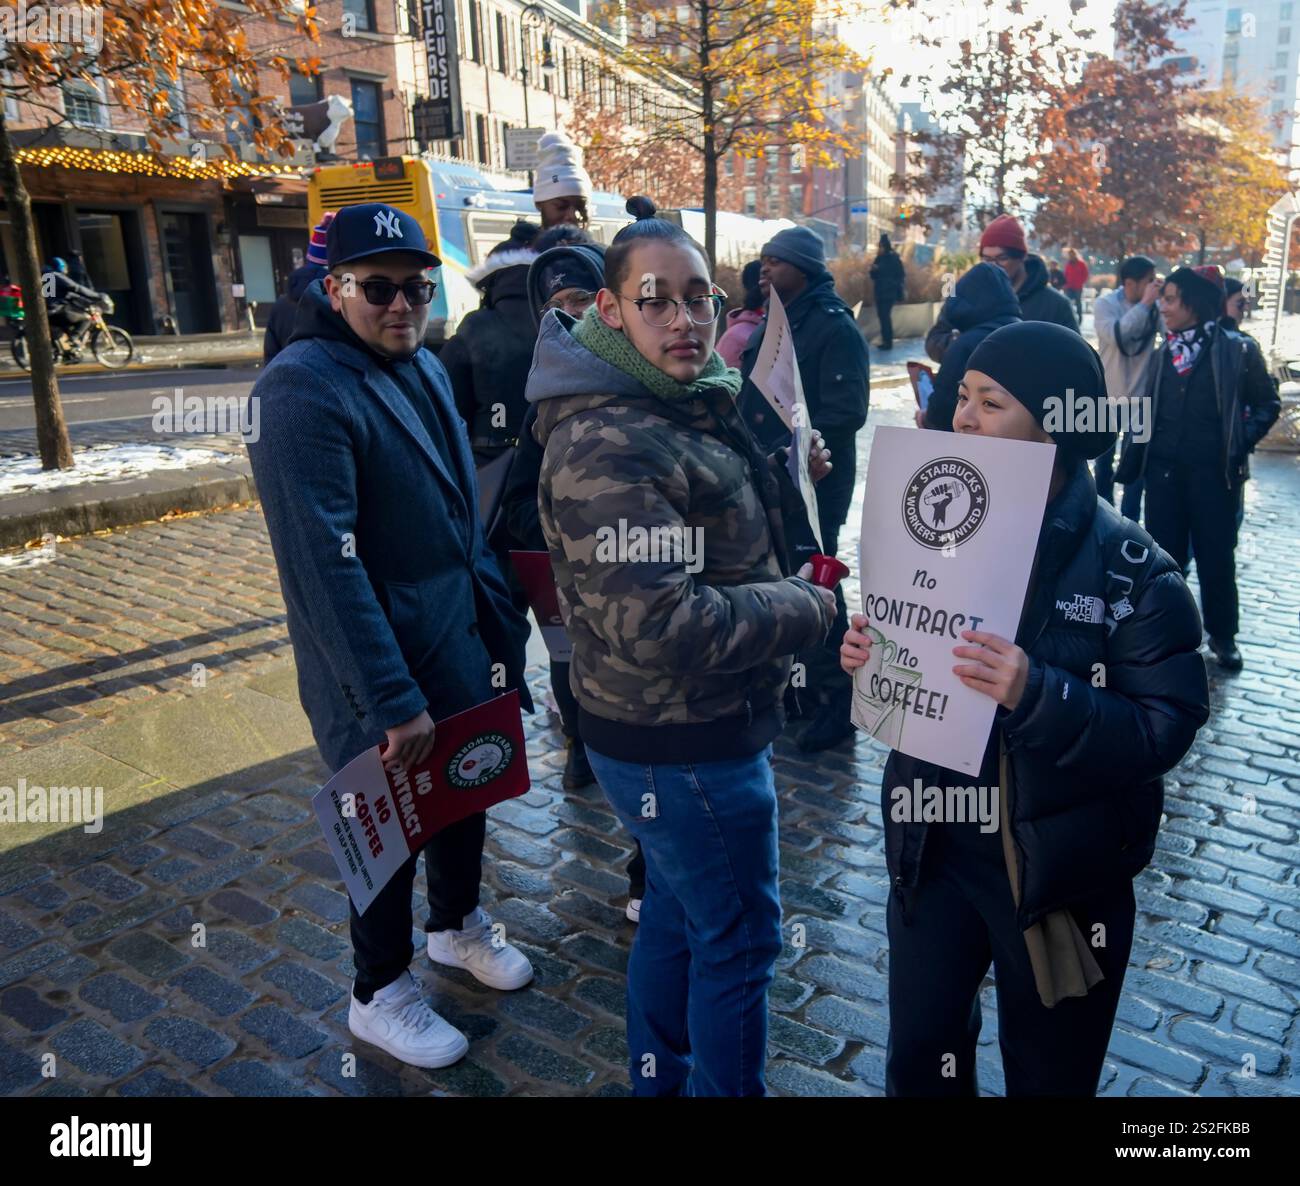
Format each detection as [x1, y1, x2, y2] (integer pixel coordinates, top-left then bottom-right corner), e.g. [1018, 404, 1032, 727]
[41, 257, 102, 344]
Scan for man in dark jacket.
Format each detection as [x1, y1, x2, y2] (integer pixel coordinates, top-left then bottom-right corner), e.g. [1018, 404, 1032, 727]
[920, 262, 1020, 431]
[869, 233, 906, 350]
[440, 221, 539, 465]
[262, 263, 326, 364]
[41, 258, 100, 342]
[925, 214, 1077, 364]
[1116, 265, 1280, 671]
[739, 225, 871, 751]
[843, 322, 1209, 1097]
[246, 203, 535, 1072]
[264, 213, 333, 365]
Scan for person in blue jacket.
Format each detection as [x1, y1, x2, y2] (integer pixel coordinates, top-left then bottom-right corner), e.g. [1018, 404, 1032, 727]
[246, 204, 536, 1072]
[843, 321, 1210, 1096]
[920, 261, 1020, 431]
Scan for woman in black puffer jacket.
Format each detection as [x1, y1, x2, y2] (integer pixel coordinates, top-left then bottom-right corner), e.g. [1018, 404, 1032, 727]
[843, 321, 1210, 1097]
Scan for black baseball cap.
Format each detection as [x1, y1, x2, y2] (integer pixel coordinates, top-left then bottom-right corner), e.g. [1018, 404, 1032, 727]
[326, 202, 441, 270]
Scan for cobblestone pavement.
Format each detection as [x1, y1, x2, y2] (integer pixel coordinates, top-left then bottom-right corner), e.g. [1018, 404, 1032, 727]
[0, 385, 1297, 1098]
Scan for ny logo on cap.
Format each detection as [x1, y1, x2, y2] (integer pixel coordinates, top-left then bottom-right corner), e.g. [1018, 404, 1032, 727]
[374, 210, 403, 239]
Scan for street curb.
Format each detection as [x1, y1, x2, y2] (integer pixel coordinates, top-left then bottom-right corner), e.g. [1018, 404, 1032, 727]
[0, 352, 264, 378]
[0, 464, 259, 550]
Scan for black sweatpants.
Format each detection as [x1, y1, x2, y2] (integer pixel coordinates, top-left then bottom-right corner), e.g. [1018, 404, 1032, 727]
[877, 300, 895, 349]
[350, 810, 486, 1002]
[886, 822, 1135, 1097]
[1143, 461, 1240, 641]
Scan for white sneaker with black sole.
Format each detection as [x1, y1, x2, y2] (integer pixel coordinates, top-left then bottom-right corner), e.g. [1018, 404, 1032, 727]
[626, 898, 642, 924]
[347, 971, 468, 1069]
[427, 906, 534, 990]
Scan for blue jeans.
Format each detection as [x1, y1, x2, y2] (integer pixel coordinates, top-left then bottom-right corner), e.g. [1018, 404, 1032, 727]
[586, 745, 783, 1097]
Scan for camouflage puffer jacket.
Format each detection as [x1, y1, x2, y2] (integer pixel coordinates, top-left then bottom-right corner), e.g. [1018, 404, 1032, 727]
[528, 311, 831, 764]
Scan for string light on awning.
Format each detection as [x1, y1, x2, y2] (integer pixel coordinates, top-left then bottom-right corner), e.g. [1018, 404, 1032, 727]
[15, 145, 307, 180]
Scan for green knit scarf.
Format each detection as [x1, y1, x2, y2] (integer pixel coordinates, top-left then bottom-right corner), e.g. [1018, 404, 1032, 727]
[570, 304, 743, 404]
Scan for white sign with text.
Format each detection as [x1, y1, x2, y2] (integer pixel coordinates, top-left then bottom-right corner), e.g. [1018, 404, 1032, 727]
[852, 427, 1055, 774]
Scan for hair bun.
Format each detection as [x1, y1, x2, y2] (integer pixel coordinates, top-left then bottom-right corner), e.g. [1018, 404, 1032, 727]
[626, 195, 657, 221]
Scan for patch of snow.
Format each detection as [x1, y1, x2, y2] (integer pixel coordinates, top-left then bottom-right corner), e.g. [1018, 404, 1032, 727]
[0, 443, 236, 497]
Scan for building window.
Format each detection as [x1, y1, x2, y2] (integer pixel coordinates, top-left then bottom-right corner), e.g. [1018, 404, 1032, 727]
[789, 183, 805, 212]
[475, 112, 489, 164]
[1284, 3, 1294, 20]
[468, 0, 483, 63]
[495, 11, 508, 74]
[289, 72, 322, 107]
[63, 80, 106, 128]
[225, 78, 254, 143]
[743, 187, 757, 215]
[723, 153, 734, 177]
[349, 78, 385, 158]
[343, 0, 374, 32]
[1282, 27, 1292, 44]
[744, 155, 756, 175]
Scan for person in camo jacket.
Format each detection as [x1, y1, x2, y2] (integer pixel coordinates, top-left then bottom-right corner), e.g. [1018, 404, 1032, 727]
[527, 197, 837, 1096]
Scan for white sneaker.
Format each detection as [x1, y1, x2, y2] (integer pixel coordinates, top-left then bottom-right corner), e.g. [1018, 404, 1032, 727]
[427, 907, 534, 990]
[347, 971, 468, 1069]
[626, 898, 642, 924]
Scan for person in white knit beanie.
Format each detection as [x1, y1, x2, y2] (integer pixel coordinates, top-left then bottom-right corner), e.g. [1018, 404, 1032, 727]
[533, 130, 593, 229]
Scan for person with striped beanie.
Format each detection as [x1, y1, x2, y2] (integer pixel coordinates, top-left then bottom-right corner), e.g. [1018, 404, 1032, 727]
[263, 212, 334, 364]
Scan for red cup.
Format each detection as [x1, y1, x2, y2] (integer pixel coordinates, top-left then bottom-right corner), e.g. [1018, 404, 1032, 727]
[808, 553, 850, 588]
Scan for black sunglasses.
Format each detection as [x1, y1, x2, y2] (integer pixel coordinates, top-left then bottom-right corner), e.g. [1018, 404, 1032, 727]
[357, 278, 437, 306]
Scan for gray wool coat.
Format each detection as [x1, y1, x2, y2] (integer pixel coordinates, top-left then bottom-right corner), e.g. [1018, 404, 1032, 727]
[246, 284, 532, 774]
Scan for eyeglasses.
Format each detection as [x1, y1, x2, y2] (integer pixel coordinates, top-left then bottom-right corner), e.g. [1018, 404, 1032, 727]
[356, 278, 438, 306]
[980, 252, 1014, 266]
[615, 288, 727, 327]
[543, 290, 596, 315]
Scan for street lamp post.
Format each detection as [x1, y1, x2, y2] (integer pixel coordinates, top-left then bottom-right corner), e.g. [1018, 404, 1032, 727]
[520, 1, 556, 186]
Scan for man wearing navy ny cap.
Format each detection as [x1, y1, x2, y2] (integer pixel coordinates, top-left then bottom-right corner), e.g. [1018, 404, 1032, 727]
[246, 203, 536, 1069]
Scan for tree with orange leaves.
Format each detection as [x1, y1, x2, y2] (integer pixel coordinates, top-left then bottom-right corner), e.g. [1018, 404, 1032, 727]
[562, 105, 705, 209]
[614, 0, 868, 269]
[0, 1, 318, 470]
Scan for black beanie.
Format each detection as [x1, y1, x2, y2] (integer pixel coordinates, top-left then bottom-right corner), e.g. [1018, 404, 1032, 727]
[527, 243, 606, 327]
[964, 321, 1117, 460]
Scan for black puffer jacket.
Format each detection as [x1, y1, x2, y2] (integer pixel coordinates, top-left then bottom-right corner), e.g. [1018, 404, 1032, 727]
[440, 249, 537, 456]
[922, 263, 1020, 431]
[738, 272, 870, 448]
[882, 461, 1210, 929]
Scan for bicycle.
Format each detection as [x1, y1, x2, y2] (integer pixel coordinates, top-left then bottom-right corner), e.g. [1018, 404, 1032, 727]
[9, 293, 134, 370]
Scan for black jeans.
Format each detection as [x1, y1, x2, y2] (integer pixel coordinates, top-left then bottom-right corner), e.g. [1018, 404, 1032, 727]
[1092, 444, 1144, 520]
[1143, 461, 1240, 641]
[350, 811, 486, 1002]
[886, 823, 1135, 1097]
[800, 429, 856, 709]
[877, 300, 895, 349]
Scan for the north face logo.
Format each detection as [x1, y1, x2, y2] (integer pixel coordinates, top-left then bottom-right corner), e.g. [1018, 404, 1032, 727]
[1056, 594, 1105, 624]
[374, 210, 403, 239]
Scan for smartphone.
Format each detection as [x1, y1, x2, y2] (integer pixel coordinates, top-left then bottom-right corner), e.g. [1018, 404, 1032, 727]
[907, 361, 935, 412]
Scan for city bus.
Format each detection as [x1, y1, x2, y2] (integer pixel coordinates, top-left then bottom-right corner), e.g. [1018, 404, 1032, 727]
[308, 154, 797, 346]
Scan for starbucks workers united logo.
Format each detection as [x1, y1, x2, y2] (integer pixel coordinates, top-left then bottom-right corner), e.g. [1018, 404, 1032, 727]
[447, 734, 514, 789]
[902, 457, 989, 550]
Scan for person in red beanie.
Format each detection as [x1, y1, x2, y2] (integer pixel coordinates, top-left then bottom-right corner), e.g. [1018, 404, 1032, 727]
[925, 213, 1077, 363]
[1115, 264, 1280, 672]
